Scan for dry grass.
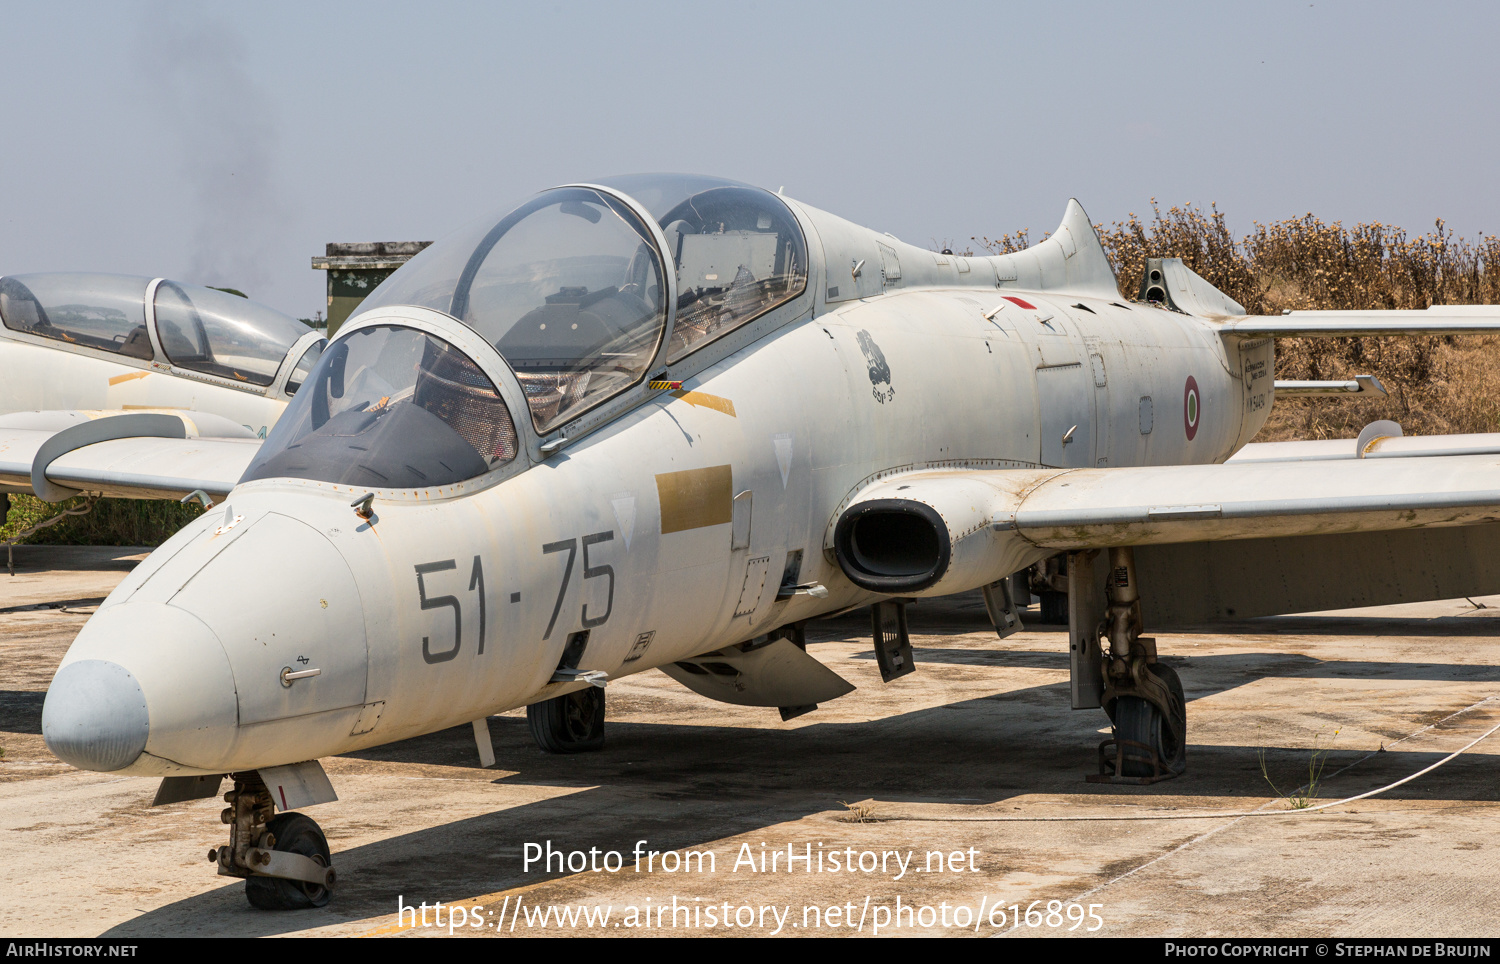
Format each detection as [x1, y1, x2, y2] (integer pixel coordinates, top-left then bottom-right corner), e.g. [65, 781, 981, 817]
[976, 205, 1500, 440]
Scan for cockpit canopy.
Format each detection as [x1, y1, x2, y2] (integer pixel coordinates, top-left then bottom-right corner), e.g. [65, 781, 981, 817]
[0, 273, 321, 392]
[358, 175, 807, 434]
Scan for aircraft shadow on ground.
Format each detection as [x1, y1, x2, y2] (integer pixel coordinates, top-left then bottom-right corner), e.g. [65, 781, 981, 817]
[104, 686, 1500, 938]
[0, 690, 44, 734]
[5, 546, 146, 573]
[812, 608, 1500, 642]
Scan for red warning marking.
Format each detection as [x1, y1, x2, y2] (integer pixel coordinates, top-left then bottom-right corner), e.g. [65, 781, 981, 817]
[278, 786, 288, 810]
[1001, 296, 1037, 310]
[648, 380, 684, 391]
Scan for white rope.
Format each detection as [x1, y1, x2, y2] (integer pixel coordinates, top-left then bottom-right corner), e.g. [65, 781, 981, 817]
[881, 695, 1500, 823]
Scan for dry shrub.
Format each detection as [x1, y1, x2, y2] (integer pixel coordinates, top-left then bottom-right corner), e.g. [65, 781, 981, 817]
[976, 206, 1500, 440]
[2, 493, 204, 547]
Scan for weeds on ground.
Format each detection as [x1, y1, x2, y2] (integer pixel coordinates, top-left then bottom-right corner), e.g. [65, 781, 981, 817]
[838, 800, 878, 823]
[1258, 728, 1341, 809]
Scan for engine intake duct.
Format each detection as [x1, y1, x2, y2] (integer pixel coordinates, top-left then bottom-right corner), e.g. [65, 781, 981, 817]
[830, 471, 1050, 597]
[833, 500, 951, 593]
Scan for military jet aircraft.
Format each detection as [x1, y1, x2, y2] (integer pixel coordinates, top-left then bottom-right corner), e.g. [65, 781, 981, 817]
[0, 272, 325, 523]
[23, 173, 1500, 910]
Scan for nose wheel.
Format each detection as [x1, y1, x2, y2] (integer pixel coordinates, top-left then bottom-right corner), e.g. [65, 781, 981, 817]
[210, 773, 337, 910]
[527, 686, 606, 753]
[244, 813, 335, 909]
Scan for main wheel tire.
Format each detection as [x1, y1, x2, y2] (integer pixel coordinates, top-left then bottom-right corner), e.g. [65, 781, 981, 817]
[1038, 590, 1068, 625]
[527, 686, 606, 754]
[1113, 663, 1187, 778]
[244, 812, 334, 910]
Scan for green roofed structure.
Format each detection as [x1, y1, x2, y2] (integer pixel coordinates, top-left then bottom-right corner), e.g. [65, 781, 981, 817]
[312, 241, 431, 335]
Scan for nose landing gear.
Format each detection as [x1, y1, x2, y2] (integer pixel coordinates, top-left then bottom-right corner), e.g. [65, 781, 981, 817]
[209, 772, 337, 909]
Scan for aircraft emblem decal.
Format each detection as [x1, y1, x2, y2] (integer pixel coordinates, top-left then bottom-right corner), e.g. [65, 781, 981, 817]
[856, 329, 894, 404]
[1184, 375, 1201, 441]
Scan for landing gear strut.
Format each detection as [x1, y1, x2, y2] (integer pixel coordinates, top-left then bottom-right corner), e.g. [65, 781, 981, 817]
[210, 772, 336, 909]
[528, 686, 606, 753]
[1089, 547, 1187, 783]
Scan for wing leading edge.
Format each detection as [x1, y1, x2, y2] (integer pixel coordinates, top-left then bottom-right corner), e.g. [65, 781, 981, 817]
[0, 411, 259, 502]
[830, 452, 1500, 597]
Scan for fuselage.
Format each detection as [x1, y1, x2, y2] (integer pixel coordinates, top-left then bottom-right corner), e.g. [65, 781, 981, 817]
[41, 179, 1276, 778]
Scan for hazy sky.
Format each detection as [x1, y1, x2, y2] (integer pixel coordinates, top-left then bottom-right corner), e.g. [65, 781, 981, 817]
[2, 1, 1496, 317]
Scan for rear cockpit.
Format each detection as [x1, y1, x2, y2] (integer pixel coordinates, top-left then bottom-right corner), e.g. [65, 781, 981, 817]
[356, 175, 809, 437]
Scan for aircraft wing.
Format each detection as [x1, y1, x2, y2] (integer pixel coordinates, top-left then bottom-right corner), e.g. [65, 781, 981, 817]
[832, 448, 1500, 595]
[0, 411, 259, 502]
[999, 453, 1500, 549]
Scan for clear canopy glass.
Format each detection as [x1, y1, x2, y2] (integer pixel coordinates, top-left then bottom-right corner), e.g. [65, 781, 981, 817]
[358, 175, 809, 432]
[154, 281, 315, 388]
[0, 274, 153, 359]
[0, 273, 317, 391]
[241, 325, 518, 488]
[360, 187, 667, 433]
[595, 175, 808, 361]
[285, 340, 325, 396]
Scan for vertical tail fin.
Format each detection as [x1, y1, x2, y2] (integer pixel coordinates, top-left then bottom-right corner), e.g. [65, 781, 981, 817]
[987, 199, 1120, 299]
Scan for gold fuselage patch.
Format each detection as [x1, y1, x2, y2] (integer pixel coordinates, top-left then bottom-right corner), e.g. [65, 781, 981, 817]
[655, 465, 733, 533]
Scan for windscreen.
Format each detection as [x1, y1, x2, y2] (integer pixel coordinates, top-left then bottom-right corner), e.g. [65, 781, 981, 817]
[0, 274, 154, 360]
[240, 325, 518, 488]
[285, 339, 326, 396]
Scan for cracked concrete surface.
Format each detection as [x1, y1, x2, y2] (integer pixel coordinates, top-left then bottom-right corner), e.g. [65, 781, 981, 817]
[2, 546, 1498, 938]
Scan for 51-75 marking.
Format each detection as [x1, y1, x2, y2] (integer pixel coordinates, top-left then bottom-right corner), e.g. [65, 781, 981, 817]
[414, 529, 615, 664]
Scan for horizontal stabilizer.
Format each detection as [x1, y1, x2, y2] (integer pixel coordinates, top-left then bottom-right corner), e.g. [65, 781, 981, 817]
[1230, 432, 1500, 464]
[1221, 304, 1500, 337]
[1272, 374, 1386, 397]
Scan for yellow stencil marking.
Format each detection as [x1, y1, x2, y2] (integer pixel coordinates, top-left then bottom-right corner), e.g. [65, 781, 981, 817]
[668, 389, 736, 417]
[107, 371, 151, 386]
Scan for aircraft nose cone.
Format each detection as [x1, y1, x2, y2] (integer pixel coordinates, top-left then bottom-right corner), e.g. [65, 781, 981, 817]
[42, 660, 150, 772]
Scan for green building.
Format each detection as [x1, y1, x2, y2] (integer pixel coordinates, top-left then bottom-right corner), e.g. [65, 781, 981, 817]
[311, 241, 431, 335]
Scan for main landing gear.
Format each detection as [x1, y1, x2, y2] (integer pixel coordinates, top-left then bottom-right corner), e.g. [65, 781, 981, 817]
[528, 686, 606, 753]
[1067, 546, 1187, 783]
[1095, 546, 1186, 781]
[210, 772, 336, 909]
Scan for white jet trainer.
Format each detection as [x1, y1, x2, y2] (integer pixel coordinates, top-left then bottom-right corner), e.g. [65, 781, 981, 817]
[28, 174, 1500, 909]
[0, 274, 325, 524]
